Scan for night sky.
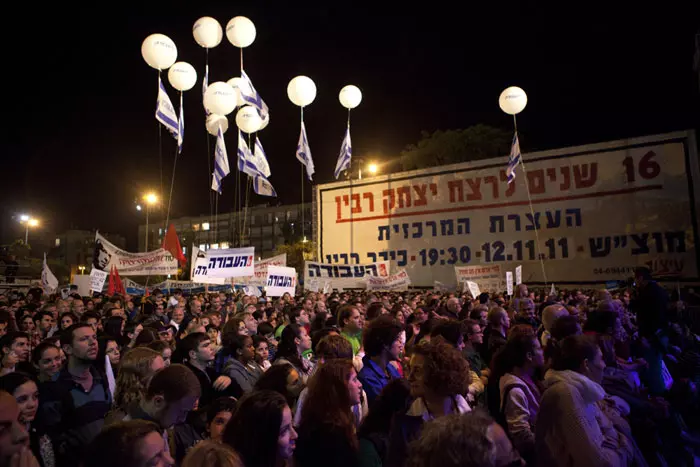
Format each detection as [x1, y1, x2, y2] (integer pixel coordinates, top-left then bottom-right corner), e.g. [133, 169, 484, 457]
[2, 3, 699, 250]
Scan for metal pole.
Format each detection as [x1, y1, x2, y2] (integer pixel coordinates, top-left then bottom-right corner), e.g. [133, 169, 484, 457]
[145, 207, 149, 252]
[24, 224, 28, 245]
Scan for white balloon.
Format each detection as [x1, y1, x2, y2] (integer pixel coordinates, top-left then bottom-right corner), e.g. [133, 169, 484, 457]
[235, 106, 262, 133]
[499, 86, 528, 115]
[141, 34, 178, 71]
[226, 16, 256, 48]
[204, 82, 237, 116]
[193, 17, 223, 48]
[168, 62, 197, 92]
[226, 77, 248, 107]
[206, 114, 229, 136]
[287, 76, 317, 107]
[258, 112, 270, 131]
[339, 85, 362, 109]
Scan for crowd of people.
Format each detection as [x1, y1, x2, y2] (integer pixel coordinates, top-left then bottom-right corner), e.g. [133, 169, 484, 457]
[0, 266, 699, 466]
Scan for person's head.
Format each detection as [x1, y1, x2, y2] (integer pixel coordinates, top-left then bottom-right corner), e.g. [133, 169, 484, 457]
[235, 312, 258, 336]
[99, 336, 121, 368]
[302, 360, 363, 428]
[223, 390, 297, 467]
[143, 364, 201, 428]
[551, 335, 606, 384]
[337, 305, 362, 333]
[498, 327, 544, 375]
[114, 347, 165, 412]
[430, 320, 465, 351]
[0, 373, 39, 424]
[406, 410, 521, 467]
[206, 397, 237, 441]
[408, 340, 470, 399]
[469, 306, 488, 329]
[206, 325, 220, 343]
[34, 310, 55, 333]
[72, 299, 85, 316]
[446, 297, 461, 314]
[252, 335, 269, 364]
[18, 315, 34, 333]
[230, 334, 255, 364]
[104, 316, 126, 340]
[254, 363, 303, 409]
[84, 419, 173, 467]
[146, 340, 172, 367]
[357, 379, 412, 437]
[61, 323, 98, 363]
[634, 266, 652, 288]
[182, 440, 243, 467]
[463, 319, 484, 346]
[31, 342, 62, 381]
[0, 390, 30, 466]
[59, 311, 78, 331]
[413, 307, 429, 324]
[0, 332, 30, 363]
[177, 332, 215, 366]
[171, 306, 185, 325]
[278, 323, 311, 359]
[80, 311, 101, 332]
[517, 299, 535, 320]
[363, 316, 405, 360]
[541, 304, 567, 333]
[315, 334, 353, 363]
[134, 327, 159, 346]
[487, 306, 509, 332]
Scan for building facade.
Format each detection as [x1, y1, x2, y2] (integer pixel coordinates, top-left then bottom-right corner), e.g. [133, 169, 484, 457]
[138, 203, 312, 259]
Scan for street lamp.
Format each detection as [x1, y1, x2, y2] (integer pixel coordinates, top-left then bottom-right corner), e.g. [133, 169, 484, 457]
[141, 193, 159, 252]
[368, 163, 378, 175]
[18, 215, 39, 244]
[78, 265, 86, 275]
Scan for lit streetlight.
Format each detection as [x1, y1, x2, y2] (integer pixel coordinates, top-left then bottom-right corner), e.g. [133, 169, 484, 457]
[78, 265, 86, 275]
[140, 193, 159, 251]
[368, 163, 378, 175]
[18, 215, 39, 245]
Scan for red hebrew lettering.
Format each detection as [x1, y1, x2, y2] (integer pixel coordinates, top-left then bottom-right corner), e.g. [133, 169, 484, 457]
[413, 184, 428, 206]
[351, 193, 361, 214]
[362, 192, 375, 212]
[573, 163, 598, 188]
[484, 175, 499, 199]
[526, 169, 546, 194]
[499, 170, 515, 197]
[466, 177, 482, 201]
[335, 196, 342, 221]
[396, 186, 412, 208]
[382, 189, 396, 213]
[448, 180, 464, 203]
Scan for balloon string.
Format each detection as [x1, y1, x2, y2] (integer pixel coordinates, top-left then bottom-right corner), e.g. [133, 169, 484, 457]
[300, 107, 305, 241]
[240, 49, 244, 73]
[347, 108, 351, 128]
[157, 70, 164, 222]
[206, 49, 213, 226]
[513, 114, 548, 287]
[165, 93, 181, 230]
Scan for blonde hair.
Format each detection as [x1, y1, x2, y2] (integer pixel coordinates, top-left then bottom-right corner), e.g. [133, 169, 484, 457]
[182, 441, 243, 467]
[113, 347, 162, 411]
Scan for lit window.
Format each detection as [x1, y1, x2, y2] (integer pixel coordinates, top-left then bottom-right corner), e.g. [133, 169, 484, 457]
[199, 243, 206, 251]
[55, 238, 61, 247]
[211, 243, 219, 250]
[193, 224, 200, 231]
[202, 222, 210, 231]
[220, 242, 230, 249]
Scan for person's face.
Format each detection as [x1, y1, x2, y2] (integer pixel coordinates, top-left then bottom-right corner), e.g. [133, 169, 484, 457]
[303, 300, 313, 312]
[200, 317, 210, 328]
[60, 315, 74, 330]
[39, 315, 54, 332]
[159, 394, 198, 428]
[239, 337, 255, 362]
[469, 324, 484, 345]
[277, 405, 297, 460]
[10, 338, 30, 362]
[66, 327, 98, 362]
[388, 332, 405, 360]
[584, 348, 606, 384]
[0, 393, 30, 465]
[479, 311, 488, 328]
[413, 309, 427, 323]
[171, 308, 184, 324]
[86, 302, 94, 311]
[502, 314, 510, 330]
[106, 341, 121, 366]
[345, 308, 362, 332]
[244, 314, 257, 335]
[46, 307, 57, 320]
[86, 317, 98, 331]
[155, 304, 165, 316]
[298, 310, 310, 326]
[407, 354, 426, 398]
[286, 369, 303, 397]
[297, 328, 311, 352]
[395, 311, 405, 325]
[111, 308, 125, 319]
[37, 347, 62, 378]
[13, 381, 39, 423]
[207, 328, 219, 342]
[193, 338, 216, 363]
[208, 410, 232, 442]
[519, 302, 535, 319]
[255, 342, 269, 362]
[346, 369, 363, 406]
[136, 430, 175, 467]
[73, 301, 85, 315]
[316, 302, 326, 313]
[191, 301, 202, 315]
[209, 315, 221, 327]
[96, 248, 110, 270]
[21, 317, 34, 332]
[237, 321, 247, 336]
[529, 338, 544, 368]
[622, 291, 630, 305]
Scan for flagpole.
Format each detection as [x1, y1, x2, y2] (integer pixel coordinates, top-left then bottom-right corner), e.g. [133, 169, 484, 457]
[165, 93, 182, 230]
[513, 115, 548, 287]
[300, 106, 305, 242]
[205, 51, 214, 226]
[348, 108, 354, 262]
[157, 71, 165, 222]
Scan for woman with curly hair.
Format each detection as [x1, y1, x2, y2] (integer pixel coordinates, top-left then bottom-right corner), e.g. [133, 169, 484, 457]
[294, 359, 363, 467]
[104, 347, 165, 424]
[386, 339, 471, 467]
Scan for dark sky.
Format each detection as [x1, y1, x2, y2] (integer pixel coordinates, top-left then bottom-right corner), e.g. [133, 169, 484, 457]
[2, 3, 699, 250]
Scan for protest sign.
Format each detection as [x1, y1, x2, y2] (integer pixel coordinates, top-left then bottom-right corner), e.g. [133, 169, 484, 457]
[365, 269, 411, 291]
[515, 265, 522, 285]
[90, 269, 108, 293]
[191, 247, 255, 279]
[235, 254, 287, 287]
[454, 265, 502, 293]
[265, 266, 297, 297]
[466, 281, 481, 298]
[190, 247, 226, 284]
[506, 271, 514, 296]
[94, 232, 177, 276]
[303, 261, 390, 290]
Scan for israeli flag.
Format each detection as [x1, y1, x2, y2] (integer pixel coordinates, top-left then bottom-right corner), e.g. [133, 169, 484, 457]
[156, 77, 180, 140]
[334, 127, 352, 179]
[253, 174, 277, 197]
[211, 125, 230, 194]
[202, 64, 209, 116]
[237, 131, 259, 178]
[506, 133, 521, 184]
[296, 122, 314, 181]
[253, 137, 272, 178]
[240, 70, 269, 120]
[177, 94, 184, 154]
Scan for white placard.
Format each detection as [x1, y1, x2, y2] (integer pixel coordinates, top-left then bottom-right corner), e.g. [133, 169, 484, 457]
[506, 271, 514, 296]
[365, 269, 411, 291]
[192, 247, 255, 279]
[265, 266, 297, 297]
[316, 132, 699, 285]
[190, 247, 226, 284]
[236, 254, 287, 286]
[515, 265, 522, 286]
[466, 281, 481, 298]
[323, 281, 332, 294]
[455, 265, 502, 293]
[94, 232, 177, 276]
[244, 285, 262, 297]
[303, 261, 390, 290]
[90, 269, 109, 293]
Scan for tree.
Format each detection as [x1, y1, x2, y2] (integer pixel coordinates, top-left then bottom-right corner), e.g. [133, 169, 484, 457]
[400, 124, 512, 171]
[275, 240, 315, 278]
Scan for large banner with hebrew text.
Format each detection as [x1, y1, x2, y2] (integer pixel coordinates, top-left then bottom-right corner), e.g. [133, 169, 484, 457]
[315, 131, 700, 286]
